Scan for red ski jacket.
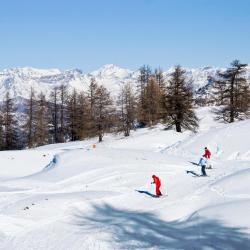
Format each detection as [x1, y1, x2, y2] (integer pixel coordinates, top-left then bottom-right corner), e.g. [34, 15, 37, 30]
[152, 175, 161, 186]
[204, 149, 211, 159]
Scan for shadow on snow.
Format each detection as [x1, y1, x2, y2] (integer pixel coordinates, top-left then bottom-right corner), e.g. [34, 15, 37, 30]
[186, 170, 201, 177]
[189, 161, 200, 166]
[73, 203, 250, 249]
[135, 189, 159, 198]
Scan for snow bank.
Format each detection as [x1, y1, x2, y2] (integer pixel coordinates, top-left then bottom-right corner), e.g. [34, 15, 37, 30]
[211, 168, 250, 198]
[192, 200, 250, 234]
[166, 118, 250, 160]
[0, 150, 53, 179]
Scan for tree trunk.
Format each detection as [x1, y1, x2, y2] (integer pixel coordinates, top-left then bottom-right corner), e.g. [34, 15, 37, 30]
[124, 127, 129, 137]
[98, 133, 102, 142]
[175, 121, 182, 132]
[98, 124, 103, 142]
[229, 75, 236, 123]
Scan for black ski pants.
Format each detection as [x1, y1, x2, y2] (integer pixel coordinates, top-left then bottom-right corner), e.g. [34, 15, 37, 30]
[201, 165, 207, 176]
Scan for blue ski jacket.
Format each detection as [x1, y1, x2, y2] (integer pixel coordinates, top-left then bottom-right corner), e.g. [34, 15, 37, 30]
[199, 157, 207, 166]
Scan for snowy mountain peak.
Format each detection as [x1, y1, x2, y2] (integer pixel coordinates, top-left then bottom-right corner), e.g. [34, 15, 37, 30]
[91, 64, 133, 79]
[2, 67, 62, 78]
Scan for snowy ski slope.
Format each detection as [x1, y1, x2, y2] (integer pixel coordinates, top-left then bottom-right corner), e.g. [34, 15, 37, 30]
[0, 107, 250, 249]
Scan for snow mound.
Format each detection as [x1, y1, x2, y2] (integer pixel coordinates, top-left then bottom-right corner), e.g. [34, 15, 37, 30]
[0, 150, 53, 179]
[166, 118, 250, 160]
[192, 200, 250, 234]
[211, 168, 250, 198]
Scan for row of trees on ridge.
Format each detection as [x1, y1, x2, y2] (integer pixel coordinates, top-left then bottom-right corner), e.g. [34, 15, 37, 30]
[0, 60, 249, 150]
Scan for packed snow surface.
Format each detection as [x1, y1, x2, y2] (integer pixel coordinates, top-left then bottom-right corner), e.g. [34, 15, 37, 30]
[0, 107, 250, 249]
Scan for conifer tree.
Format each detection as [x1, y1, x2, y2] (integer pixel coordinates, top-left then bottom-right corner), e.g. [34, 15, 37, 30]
[212, 60, 250, 122]
[49, 87, 60, 143]
[58, 84, 68, 142]
[154, 68, 165, 89]
[76, 91, 88, 139]
[0, 112, 3, 150]
[210, 74, 227, 106]
[23, 87, 36, 148]
[35, 92, 49, 146]
[144, 77, 162, 125]
[93, 85, 114, 142]
[67, 89, 78, 141]
[137, 65, 152, 125]
[164, 65, 199, 132]
[2, 91, 18, 149]
[87, 77, 99, 136]
[154, 68, 166, 120]
[117, 83, 137, 136]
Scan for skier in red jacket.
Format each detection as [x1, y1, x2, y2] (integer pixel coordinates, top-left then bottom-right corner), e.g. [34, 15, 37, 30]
[151, 175, 162, 196]
[203, 147, 212, 169]
[203, 147, 211, 159]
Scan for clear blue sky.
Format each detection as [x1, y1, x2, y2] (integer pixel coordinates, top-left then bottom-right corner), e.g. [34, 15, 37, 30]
[0, 0, 249, 72]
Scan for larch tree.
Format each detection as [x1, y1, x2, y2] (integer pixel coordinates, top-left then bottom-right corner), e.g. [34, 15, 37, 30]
[23, 87, 36, 148]
[93, 85, 114, 142]
[137, 65, 152, 125]
[76, 91, 88, 139]
[2, 91, 18, 149]
[87, 77, 99, 137]
[143, 77, 162, 125]
[35, 92, 49, 146]
[210, 73, 228, 106]
[154, 68, 166, 120]
[212, 60, 250, 122]
[117, 83, 137, 136]
[49, 87, 60, 143]
[67, 89, 79, 141]
[0, 112, 3, 150]
[154, 68, 165, 89]
[58, 84, 68, 143]
[164, 65, 199, 132]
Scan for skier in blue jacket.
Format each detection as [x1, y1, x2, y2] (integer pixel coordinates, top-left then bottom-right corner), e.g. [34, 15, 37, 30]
[198, 156, 207, 176]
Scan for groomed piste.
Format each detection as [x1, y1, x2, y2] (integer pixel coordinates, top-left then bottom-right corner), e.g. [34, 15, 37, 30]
[0, 107, 250, 249]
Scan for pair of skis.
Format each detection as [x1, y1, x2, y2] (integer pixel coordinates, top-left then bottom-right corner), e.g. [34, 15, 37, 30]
[135, 190, 168, 198]
[188, 161, 211, 177]
[186, 170, 209, 177]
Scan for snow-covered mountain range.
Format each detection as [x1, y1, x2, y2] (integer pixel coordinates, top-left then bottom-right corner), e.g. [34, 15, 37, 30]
[0, 64, 250, 102]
